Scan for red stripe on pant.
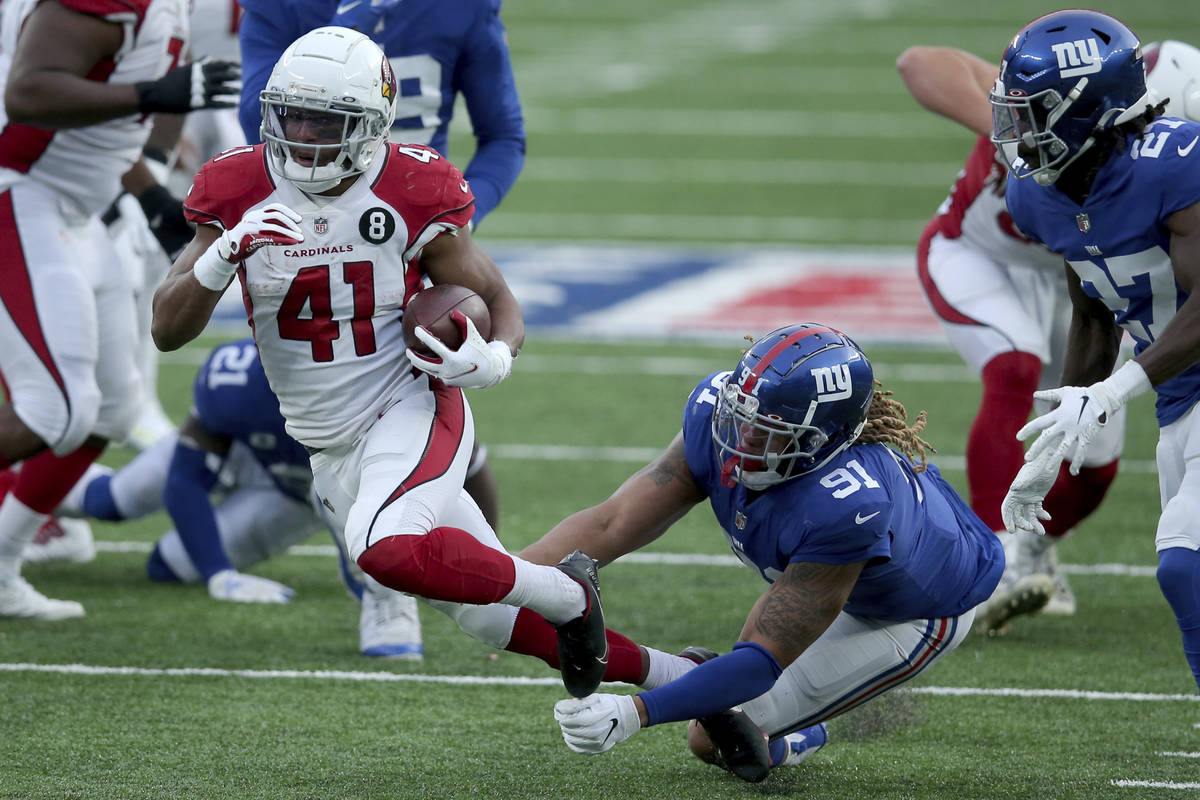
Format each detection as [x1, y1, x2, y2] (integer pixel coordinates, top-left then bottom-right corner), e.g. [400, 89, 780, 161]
[506, 607, 646, 684]
[365, 380, 465, 547]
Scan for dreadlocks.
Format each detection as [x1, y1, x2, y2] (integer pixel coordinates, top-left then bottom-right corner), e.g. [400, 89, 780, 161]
[858, 381, 935, 473]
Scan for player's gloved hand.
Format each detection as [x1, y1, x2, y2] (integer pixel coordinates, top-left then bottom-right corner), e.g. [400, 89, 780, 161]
[137, 184, 191, 261]
[406, 311, 513, 389]
[135, 59, 242, 114]
[554, 693, 642, 754]
[207, 569, 295, 604]
[192, 203, 304, 290]
[1000, 445, 1063, 535]
[1019, 362, 1151, 475]
[331, 0, 403, 33]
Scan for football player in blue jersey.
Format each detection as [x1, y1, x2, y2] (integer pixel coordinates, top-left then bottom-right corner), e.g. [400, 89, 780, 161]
[52, 338, 425, 659]
[236, 0, 524, 227]
[994, 10, 1200, 692]
[521, 323, 1004, 780]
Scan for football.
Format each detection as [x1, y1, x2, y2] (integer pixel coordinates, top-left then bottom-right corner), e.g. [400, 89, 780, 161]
[402, 284, 492, 358]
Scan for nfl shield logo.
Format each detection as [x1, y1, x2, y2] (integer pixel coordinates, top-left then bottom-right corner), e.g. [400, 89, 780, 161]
[1076, 213, 1090, 233]
[734, 511, 747, 530]
[314, 217, 329, 235]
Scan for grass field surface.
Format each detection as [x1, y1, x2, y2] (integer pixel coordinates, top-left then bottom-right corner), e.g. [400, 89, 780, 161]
[7, 0, 1200, 797]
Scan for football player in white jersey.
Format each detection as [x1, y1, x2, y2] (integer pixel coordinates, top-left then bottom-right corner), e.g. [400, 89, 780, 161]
[0, 0, 239, 620]
[896, 40, 1200, 635]
[151, 27, 614, 698]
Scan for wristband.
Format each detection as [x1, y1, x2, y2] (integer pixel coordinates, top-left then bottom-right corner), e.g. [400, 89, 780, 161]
[1102, 360, 1152, 405]
[488, 340, 514, 385]
[191, 239, 238, 291]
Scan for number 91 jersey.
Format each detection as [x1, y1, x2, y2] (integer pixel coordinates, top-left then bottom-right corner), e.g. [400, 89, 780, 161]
[183, 143, 475, 449]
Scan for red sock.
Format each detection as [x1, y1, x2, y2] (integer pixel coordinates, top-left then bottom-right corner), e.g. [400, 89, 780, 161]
[967, 352, 1041, 531]
[12, 444, 103, 513]
[1041, 459, 1119, 537]
[0, 467, 18, 502]
[356, 528, 517, 604]
[506, 607, 645, 684]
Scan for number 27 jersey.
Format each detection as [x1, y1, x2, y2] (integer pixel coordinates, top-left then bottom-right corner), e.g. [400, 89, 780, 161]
[183, 143, 475, 449]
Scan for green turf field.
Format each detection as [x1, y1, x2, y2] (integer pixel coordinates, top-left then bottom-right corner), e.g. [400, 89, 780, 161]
[6, 0, 1200, 797]
[2, 335, 1194, 800]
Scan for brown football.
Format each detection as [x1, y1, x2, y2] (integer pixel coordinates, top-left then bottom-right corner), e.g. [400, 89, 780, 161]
[402, 284, 492, 358]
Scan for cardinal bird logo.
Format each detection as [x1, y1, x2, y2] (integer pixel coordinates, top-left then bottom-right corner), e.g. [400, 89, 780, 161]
[380, 58, 396, 103]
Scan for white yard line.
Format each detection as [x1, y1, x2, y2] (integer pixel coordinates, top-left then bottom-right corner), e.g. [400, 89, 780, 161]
[1, 662, 1196, 705]
[1157, 752, 1200, 758]
[91, 541, 1160, 578]
[1112, 780, 1200, 790]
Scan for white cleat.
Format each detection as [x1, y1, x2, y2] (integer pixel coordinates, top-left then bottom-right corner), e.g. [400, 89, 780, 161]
[22, 517, 97, 564]
[360, 586, 423, 660]
[1017, 532, 1076, 616]
[0, 574, 85, 620]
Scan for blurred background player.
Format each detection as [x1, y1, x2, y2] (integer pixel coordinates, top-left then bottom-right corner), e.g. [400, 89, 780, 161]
[0, 0, 238, 620]
[895, 39, 1200, 635]
[35, 338, 424, 659]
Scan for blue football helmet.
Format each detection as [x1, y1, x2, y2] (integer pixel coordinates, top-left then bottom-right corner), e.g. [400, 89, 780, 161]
[712, 323, 874, 489]
[989, 10, 1153, 185]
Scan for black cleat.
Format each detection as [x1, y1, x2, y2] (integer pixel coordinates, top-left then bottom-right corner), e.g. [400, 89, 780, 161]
[697, 708, 771, 784]
[553, 550, 608, 698]
[678, 645, 719, 665]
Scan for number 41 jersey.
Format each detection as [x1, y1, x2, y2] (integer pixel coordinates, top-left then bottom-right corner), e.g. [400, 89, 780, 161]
[183, 143, 475, 449]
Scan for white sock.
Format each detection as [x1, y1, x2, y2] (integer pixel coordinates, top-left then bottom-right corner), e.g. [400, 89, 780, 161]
[640, 647, 699, 688]
[501, 556, 586, 625]
[0, 495, 48, 578]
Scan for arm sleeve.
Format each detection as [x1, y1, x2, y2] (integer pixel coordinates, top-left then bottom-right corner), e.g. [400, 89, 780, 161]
[237, 5, 305, 144]
[162, 440, 231, 580]
[638, 642, 783, 726]
[456, 1, 525, 224]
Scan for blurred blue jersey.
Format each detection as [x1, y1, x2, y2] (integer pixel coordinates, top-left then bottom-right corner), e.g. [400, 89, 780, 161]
[1006, 118, 1200, 425]
[236, 0, 524, 223]
[682, 372, 1003, 621]
[192, 339, 313, 503]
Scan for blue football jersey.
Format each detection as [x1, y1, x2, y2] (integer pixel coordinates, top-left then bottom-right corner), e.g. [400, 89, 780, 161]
[1006, 118, 1200, 425]
[236, 0, 524, 222]
[682, 373, 1003, 621]
[192, 339, 314, 503]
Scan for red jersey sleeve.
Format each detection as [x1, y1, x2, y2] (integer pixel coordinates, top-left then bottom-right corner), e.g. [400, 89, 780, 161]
[371, 144, 476, 249]
[183, 145, 276, 230]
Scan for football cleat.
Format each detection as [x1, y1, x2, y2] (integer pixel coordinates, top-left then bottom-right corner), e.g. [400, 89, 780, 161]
[0, 574, 85, 620]
[697, 708, 771, 783]
[1017, 532, 1076, 616]
[774, 723, 828, 767]
[553, 550, 608, 698]
[975, 573, 1054, 636]
[678, 645, 719, 665]
[22, 517, 97, 564]
[360, 586, 423, 660]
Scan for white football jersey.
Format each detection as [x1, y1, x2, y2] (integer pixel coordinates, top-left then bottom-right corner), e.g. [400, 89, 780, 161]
[187, 0, 240, 62]
[184, 143, 476, 450]
[0, 0, 190, 216]
[923, 135, 1062, 272]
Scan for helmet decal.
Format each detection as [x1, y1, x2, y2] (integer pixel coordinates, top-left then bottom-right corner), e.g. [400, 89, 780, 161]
[380, 57, 396, 104]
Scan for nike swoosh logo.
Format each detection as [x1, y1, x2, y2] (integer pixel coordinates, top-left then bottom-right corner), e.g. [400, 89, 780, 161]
[460, 181, 470, 193]
[1076, 396, 1090, 422]
[602, 718, 619, 744]
[336, 0, 362, 13]
[854, 511, 881, 524]
[1179, 136, 1199, 157]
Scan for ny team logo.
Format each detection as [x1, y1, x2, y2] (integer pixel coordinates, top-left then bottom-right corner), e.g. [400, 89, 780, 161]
[1051, 38, 1103, 78]
[811, 364, 852, 402]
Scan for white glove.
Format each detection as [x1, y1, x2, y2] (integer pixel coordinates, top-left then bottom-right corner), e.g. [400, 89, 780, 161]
[1018, 362, 1151, 475]
[553, 693, 642, 754]
[1000, 444, 1064, 535]
[406, 312, 513, 389]
[192, 203, 304, 290]
[207, 569, 295, 604]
